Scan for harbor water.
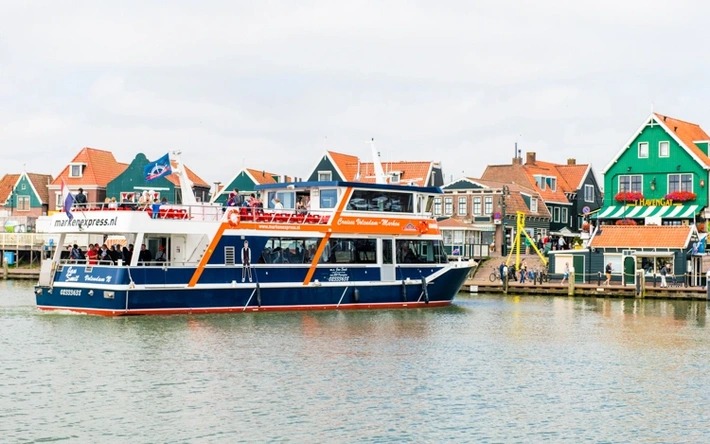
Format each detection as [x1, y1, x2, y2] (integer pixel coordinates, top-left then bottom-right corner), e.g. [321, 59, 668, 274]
[1, 280, 709, 443]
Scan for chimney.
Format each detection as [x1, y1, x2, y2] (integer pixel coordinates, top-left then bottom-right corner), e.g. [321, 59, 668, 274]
[512, 157, 522, 165]
[567, 158, 576, 165]
[526, 152, 536, 165]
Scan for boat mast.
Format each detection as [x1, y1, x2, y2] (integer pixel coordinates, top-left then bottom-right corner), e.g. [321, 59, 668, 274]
[170, 150, 197, 205]
[370, 138, 388, 184]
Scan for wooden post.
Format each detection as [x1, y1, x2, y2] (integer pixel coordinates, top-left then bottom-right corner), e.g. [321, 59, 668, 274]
[567, 267, 575, 296]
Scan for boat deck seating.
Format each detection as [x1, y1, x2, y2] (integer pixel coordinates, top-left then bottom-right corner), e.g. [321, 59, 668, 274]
[234, 207, 330, 224]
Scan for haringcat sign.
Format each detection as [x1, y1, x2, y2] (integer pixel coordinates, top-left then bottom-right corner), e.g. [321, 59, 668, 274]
[630, 198, 674, 206]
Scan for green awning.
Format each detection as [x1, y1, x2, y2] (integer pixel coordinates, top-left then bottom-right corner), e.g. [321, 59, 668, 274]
[594, 204, 700, 219]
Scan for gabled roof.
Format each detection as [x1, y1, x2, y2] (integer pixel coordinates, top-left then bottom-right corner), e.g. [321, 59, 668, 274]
[603, 113, 710, 173]
[481, 161, 572, 205]
[26, 173, 54, 204]
[165, 160, 210, 188]
[556, 164, 592, 192]
[326, 150, 437, 187]
[589, 225, 692, 249]
[445, 177, 551, 219]
[52, 147, 128, 187]
[0, 174, 20, 203]
[246, 168, 292, 185]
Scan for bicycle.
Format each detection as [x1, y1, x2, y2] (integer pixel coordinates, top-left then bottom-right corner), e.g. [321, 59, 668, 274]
[489, 270, 502, 282]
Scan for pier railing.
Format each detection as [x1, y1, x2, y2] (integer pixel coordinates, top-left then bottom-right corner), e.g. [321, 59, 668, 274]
[0, 233, 53, 249]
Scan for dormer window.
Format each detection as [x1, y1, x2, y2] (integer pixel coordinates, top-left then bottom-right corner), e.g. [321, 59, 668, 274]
[545, 177, 556, 191]
[69, 163, 86, 178]
[390, 172, 401, 183]
[531, 198, 538, 213]
[534, 175, 556, 191]
[534, 175, 545, 190]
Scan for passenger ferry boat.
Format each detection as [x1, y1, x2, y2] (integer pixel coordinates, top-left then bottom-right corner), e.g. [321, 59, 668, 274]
[34, 158, 474, 316]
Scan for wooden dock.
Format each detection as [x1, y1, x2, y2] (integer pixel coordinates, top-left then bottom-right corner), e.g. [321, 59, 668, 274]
[463, 280, 710, 301]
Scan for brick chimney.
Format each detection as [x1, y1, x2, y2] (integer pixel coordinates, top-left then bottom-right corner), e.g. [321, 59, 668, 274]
[567, 158, 576, 165]
[526, 152, 536, 165]
[512, 156, 522, 165]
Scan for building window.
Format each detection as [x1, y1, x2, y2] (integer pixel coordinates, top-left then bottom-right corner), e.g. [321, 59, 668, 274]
[390, 172, 401, 183]
[531, 198, 538, 213]
[484, 196, 493, 215]
[69, 164, 83, 178]
[534, 175, 545, 190]
[553, 207, 560, 222]
[638, 142, 649, 158]
[317, 171, 332, 181]
[457, 196, 467, 215]
[444, 197, 453, 215]
[561, 208, 568, 225]
[21, 183, 27, 190]
[545, 177, 557, 191]
[659, 141, 670, 158]
[619, 175, 642, 193]
[17, 195, 30, 211]
[433, 198, 442, 215]
[473, 197, 481, 215]
[584, 184, 594, 202]
[668, 173, 693, 193]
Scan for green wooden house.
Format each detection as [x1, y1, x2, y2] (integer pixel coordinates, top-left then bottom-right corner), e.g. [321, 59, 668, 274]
[0, 172, 54, 223]
[598, 113, 710, 225]
[212, 168, 292, 205]
[106, 153, 211, 204]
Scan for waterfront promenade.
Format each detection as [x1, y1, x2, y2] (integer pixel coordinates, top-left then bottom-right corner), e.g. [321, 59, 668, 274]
[466, 255, 710, 301]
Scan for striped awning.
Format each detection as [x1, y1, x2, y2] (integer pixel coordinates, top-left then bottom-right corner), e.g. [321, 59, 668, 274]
[594, 204, 700, 219]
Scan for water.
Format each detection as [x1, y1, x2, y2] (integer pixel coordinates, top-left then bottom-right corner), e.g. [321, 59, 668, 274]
[1, 280, 709, 443]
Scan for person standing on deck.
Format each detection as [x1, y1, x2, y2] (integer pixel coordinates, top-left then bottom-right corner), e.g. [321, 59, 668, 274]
[74, 188, 87, 208]
[659, 262, 668, 288]
[241, 240, 252, 282]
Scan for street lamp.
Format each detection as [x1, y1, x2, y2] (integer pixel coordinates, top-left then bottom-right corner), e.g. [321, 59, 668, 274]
[500, 185, 510, 256]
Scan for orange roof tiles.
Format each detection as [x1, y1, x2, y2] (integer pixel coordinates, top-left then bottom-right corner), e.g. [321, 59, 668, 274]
[165, 161, 210, 188]
[654, 113, 710, 166]
[27, 173, 54, 203]
[589, 225, 692, 249]
[245, 168, 292, 185]
[327, 151, 435, 186]
[52, 147, 127, 187]
[0, 174, 20, 203]
[437, 217, 473, 228]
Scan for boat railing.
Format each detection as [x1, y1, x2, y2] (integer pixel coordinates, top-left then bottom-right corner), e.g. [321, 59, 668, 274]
[67, 201, 223, 222]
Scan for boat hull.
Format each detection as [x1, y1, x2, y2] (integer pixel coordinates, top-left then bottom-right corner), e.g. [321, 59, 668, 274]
[35, 264, 471, 316]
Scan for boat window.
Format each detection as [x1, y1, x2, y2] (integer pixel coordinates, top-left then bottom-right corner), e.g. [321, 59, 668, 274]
[395, 239, 447, 264]
[266, 191, 295, 209]
[320, 189, 338, 209]
[347, 190, 413, 213]
[259, 237, 320, 264]
[382, 239, 393, 264]
[319, 238, 377, 264]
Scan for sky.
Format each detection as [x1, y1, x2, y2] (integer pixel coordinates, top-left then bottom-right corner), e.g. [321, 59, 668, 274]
[2, 0, 710, 188]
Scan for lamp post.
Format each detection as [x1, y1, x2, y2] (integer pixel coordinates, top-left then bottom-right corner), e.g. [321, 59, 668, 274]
[500, 185, 510, 256]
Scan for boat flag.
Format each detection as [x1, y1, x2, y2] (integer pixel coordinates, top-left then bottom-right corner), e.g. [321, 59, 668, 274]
[144, 153, 172, 181]
[61, 180, 74, 221]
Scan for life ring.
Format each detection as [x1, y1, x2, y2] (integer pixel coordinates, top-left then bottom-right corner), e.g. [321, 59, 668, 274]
[418, 221, 429, 234]
[227, 209, 240, 227]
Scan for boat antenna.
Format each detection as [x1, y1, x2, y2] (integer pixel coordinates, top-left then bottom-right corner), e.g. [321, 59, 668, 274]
[370, 138, 387, 184]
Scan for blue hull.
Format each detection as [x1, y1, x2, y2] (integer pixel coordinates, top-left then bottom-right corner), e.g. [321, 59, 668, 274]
[35, 265, 471, 316]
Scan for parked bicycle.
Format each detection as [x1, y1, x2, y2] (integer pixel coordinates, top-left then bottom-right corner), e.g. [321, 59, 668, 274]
[489, 270, 502, 282]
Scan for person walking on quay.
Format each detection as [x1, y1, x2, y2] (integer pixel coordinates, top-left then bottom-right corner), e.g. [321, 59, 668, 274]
[560, 262, 569, 285]
[519, 260, 528, 284]
[660, 262, 668, 288]
[604, 262, 612, 286]
[499, 262, 506, 283]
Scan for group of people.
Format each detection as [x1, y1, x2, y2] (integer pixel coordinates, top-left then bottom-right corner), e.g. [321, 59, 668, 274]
[64, 243, 166, 265]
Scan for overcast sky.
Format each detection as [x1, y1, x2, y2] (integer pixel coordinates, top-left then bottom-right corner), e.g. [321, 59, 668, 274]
[2, 1, 710, 187]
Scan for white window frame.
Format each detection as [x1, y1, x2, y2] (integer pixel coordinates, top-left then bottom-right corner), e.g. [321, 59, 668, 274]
[484, 196, 493, 215]
[390, 172, 401, 183]
[530, 198, 538, 213]
[433, 197, 442, 216]
[546, 176, 557, 192]
[317, 171, 332, 181]
[584, 184, 594, 202]
[69, 163, 84, 178]
[444, 197, 453, 215]
[619, 174, 643, 193]
[534, 175, 545, 190]
[659, 141, 670, 158]
[668, 173, 693, 193]
[473, 197, 481, 215]
[638, 142, 649, 158]
[553, 207, 560, 222]
[55, 192, 62, 210]
[561, 208, 568, 225]
[457, 196, 467, 215]
[17, 195, 30, 211]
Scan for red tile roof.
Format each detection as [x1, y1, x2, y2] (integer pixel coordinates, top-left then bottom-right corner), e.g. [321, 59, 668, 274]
[654, 113, 710, 166]
[0, 174, 20, 203]
[26, 173, 54, 203]
[437, 217, 473, 228]
[246, 168, 292, 185]
[51, 147, 127, 187]
[460, 177, 551, 219]
[165, 161, 210, 188]
[328, 151, 435, 186]
[589, 225, 692, 249]
[481, 156, 590, 204]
